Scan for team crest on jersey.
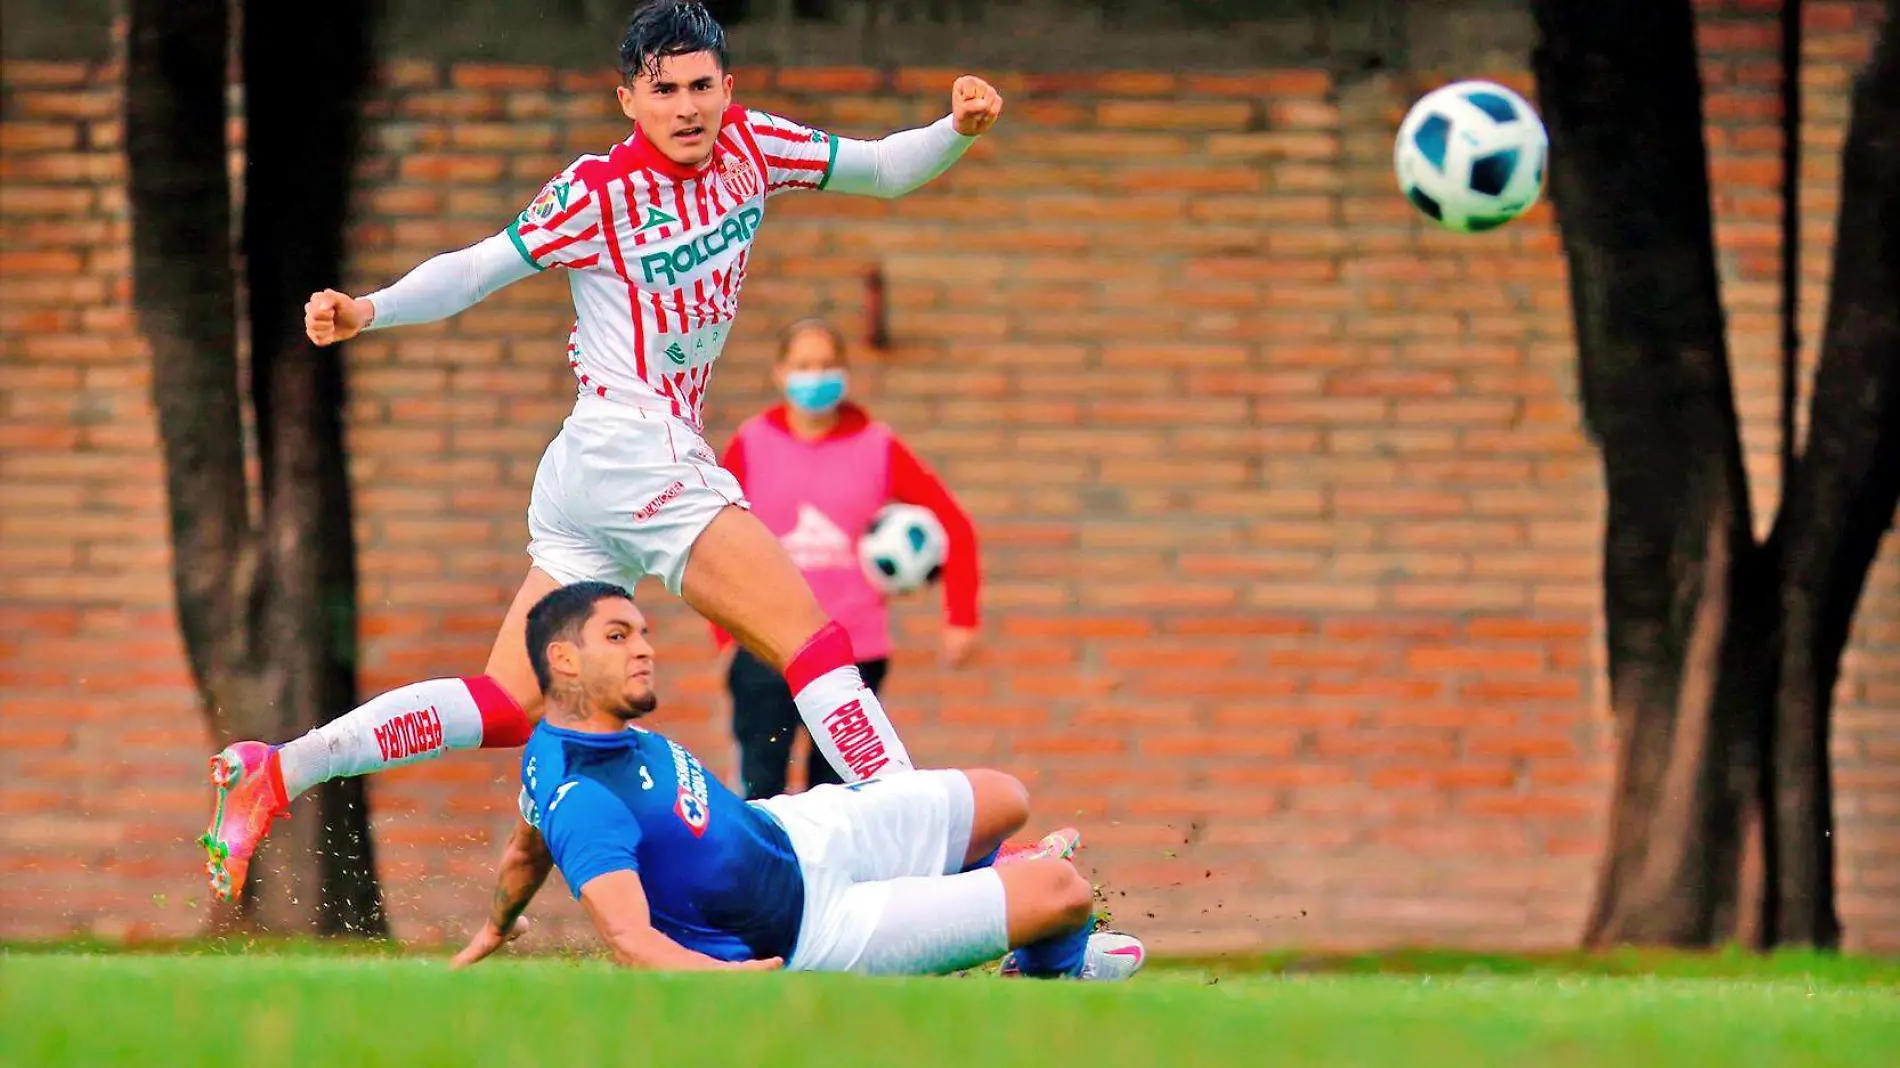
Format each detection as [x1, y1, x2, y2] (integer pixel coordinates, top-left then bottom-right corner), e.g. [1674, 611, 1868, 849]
[674, 787, 709, 838]
[667, 739, 712, 837]
[715, 151, 762, 201]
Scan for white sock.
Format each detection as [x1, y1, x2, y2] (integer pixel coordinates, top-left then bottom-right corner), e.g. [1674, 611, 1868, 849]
[276, 677, 489, 798]
[792, 665, 914, 782]
[849, 869, 1008, 975]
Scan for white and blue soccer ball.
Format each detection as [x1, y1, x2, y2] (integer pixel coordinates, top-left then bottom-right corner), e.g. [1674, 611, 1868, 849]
[1394, 79, 1548, 233]
[859, 503, 947, 596]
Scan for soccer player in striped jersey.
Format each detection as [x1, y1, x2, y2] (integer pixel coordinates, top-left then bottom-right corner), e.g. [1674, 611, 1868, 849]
[198, 0, 1005, 903]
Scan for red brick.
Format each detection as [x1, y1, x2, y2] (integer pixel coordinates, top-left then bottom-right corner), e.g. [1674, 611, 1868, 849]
[0, 123, 80, 151]
[1206, 131, 1340, 160]
[11, 90, 116, 120]
[776, 67, 884, 93]
[449, 64, 552, 90]
[1095, 100, 1253, 130]
[1183, 71, 1332, 97]
[1406, 646, 1549, 673]
[1022, 72, 1177, 96]
[0, 60, 96, 86]
[398, 154, 507, 182]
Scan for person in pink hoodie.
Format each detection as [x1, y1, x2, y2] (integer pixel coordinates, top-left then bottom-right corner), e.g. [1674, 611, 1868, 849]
[715, 318, 981, 799]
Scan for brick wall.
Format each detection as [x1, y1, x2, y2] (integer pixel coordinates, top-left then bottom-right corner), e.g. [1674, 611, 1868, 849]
[4, 0, 1897, 953]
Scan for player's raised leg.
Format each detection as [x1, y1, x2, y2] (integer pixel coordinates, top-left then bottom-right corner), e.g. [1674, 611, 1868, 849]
[681, 504, 914, 783]
[199, 568, 551, 902]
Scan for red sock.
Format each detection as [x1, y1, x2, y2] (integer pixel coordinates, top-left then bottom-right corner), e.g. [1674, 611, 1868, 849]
[785, 622, 855, 693]
[782, 622, 913, 781]
[465, 675, 533, 749]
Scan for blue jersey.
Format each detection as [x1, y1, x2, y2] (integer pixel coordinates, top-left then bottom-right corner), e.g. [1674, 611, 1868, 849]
[519, 722, 805, 962]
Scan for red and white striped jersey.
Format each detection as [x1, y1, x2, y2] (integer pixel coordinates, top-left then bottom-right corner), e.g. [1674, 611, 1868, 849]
[507, 105, 835, 431]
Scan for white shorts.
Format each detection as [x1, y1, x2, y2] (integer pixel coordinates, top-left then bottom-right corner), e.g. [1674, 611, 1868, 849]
[753, 770, 1010, 975]
[526, 395, 747, 596]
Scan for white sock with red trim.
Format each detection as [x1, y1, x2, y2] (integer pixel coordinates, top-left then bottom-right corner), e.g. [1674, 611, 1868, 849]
[275, 676, 530, 799]
[784, 622, 913, 782]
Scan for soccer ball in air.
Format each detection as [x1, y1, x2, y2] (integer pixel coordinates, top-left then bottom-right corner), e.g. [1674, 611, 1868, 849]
[859, 504, 947, 596]
[1394, 79, 1548, 233]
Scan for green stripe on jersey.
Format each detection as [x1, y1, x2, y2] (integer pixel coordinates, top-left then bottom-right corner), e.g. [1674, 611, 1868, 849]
[506, 225, 545, 271]
[818, 131, 840, 190]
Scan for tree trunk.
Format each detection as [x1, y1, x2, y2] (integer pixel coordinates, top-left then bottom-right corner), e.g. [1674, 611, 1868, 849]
[125, 0, 262, 934]
[239, 0, 386, 936]
[1765, 0, 1900, 949]
[1531, 0, 1770, 946]
[126, 0, 256, 710]
[127, 0, 386, 934]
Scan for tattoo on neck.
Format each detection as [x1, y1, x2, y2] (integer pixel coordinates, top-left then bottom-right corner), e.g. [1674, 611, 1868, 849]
[545, 684, 586, 724]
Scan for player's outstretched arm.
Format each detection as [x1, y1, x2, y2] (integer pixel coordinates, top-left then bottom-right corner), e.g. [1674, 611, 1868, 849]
[579, 870, 784, 972]
[450, 816, 554, 969]
[821, 75, 1003, 199]
[303, 230, 537, 347]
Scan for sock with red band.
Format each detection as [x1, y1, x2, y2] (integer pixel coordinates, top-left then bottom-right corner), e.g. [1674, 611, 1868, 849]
[784, 622, 913, 782]
[275, 675, 530, 799]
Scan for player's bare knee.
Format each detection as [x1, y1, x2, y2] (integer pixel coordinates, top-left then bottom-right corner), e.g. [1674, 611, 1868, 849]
[963, 768, 1030, 839]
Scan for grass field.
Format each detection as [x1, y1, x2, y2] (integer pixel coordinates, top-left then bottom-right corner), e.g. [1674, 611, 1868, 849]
[5, 945, 1898, 1067]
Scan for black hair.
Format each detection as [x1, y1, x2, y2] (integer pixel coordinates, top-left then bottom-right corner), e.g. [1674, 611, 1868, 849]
[524, 581, 634, 694]
[619, 1, 729, 84]
[775, 317, 848, 363]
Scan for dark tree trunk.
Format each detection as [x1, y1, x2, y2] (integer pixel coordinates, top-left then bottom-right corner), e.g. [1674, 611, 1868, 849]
[126, 0, 262, 934]
[1531, 0, 1770, 946]
[127, 0, 385, 934]
[126, 0, 255, 710]
[238, 0, 387, 936]
[1765, 0, 1900, 949]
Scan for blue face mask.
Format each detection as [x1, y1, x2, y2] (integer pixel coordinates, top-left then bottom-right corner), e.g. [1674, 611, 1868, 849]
[784, 369, 848, 414]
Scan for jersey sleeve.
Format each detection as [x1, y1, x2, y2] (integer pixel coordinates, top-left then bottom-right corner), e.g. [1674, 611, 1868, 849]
[743, 109, 839, 196]
[541, 778, 643, 898]
[508, 167, 605, 271]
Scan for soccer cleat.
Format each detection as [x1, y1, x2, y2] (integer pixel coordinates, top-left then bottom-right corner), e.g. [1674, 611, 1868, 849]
[1078, 931, 1146, 980]
[998, 931, 1146, 981]
[197, 741, 291, 903]
[994, 826, 1081, 867]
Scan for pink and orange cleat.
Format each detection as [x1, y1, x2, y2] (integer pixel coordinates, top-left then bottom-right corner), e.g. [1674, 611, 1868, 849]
[994, 826, 1082, 866]
[196, 741, 290, 903]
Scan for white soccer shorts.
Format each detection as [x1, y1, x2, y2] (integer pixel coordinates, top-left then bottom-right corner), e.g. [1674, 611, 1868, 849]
[752, 769, 1012, 975]
[526, 395, 747, 596]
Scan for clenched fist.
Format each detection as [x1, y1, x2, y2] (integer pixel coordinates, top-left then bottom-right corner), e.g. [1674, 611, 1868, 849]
[305, 288, 372, 347]
[950, 75, 1003, 137]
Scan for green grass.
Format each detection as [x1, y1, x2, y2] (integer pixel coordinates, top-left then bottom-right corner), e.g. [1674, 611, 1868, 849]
[5, 949, 1899, 1067]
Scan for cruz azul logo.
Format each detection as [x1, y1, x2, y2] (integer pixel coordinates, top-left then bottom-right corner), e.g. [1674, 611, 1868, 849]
[638, 206, 762, 286]
[668, 739, 712, 837]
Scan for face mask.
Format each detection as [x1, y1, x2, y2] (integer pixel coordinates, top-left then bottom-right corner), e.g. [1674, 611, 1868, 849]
[784, 369, 848, 414]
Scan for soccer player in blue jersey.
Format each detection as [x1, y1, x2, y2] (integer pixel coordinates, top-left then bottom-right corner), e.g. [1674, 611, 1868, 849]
[450, 581, 1145, 978]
